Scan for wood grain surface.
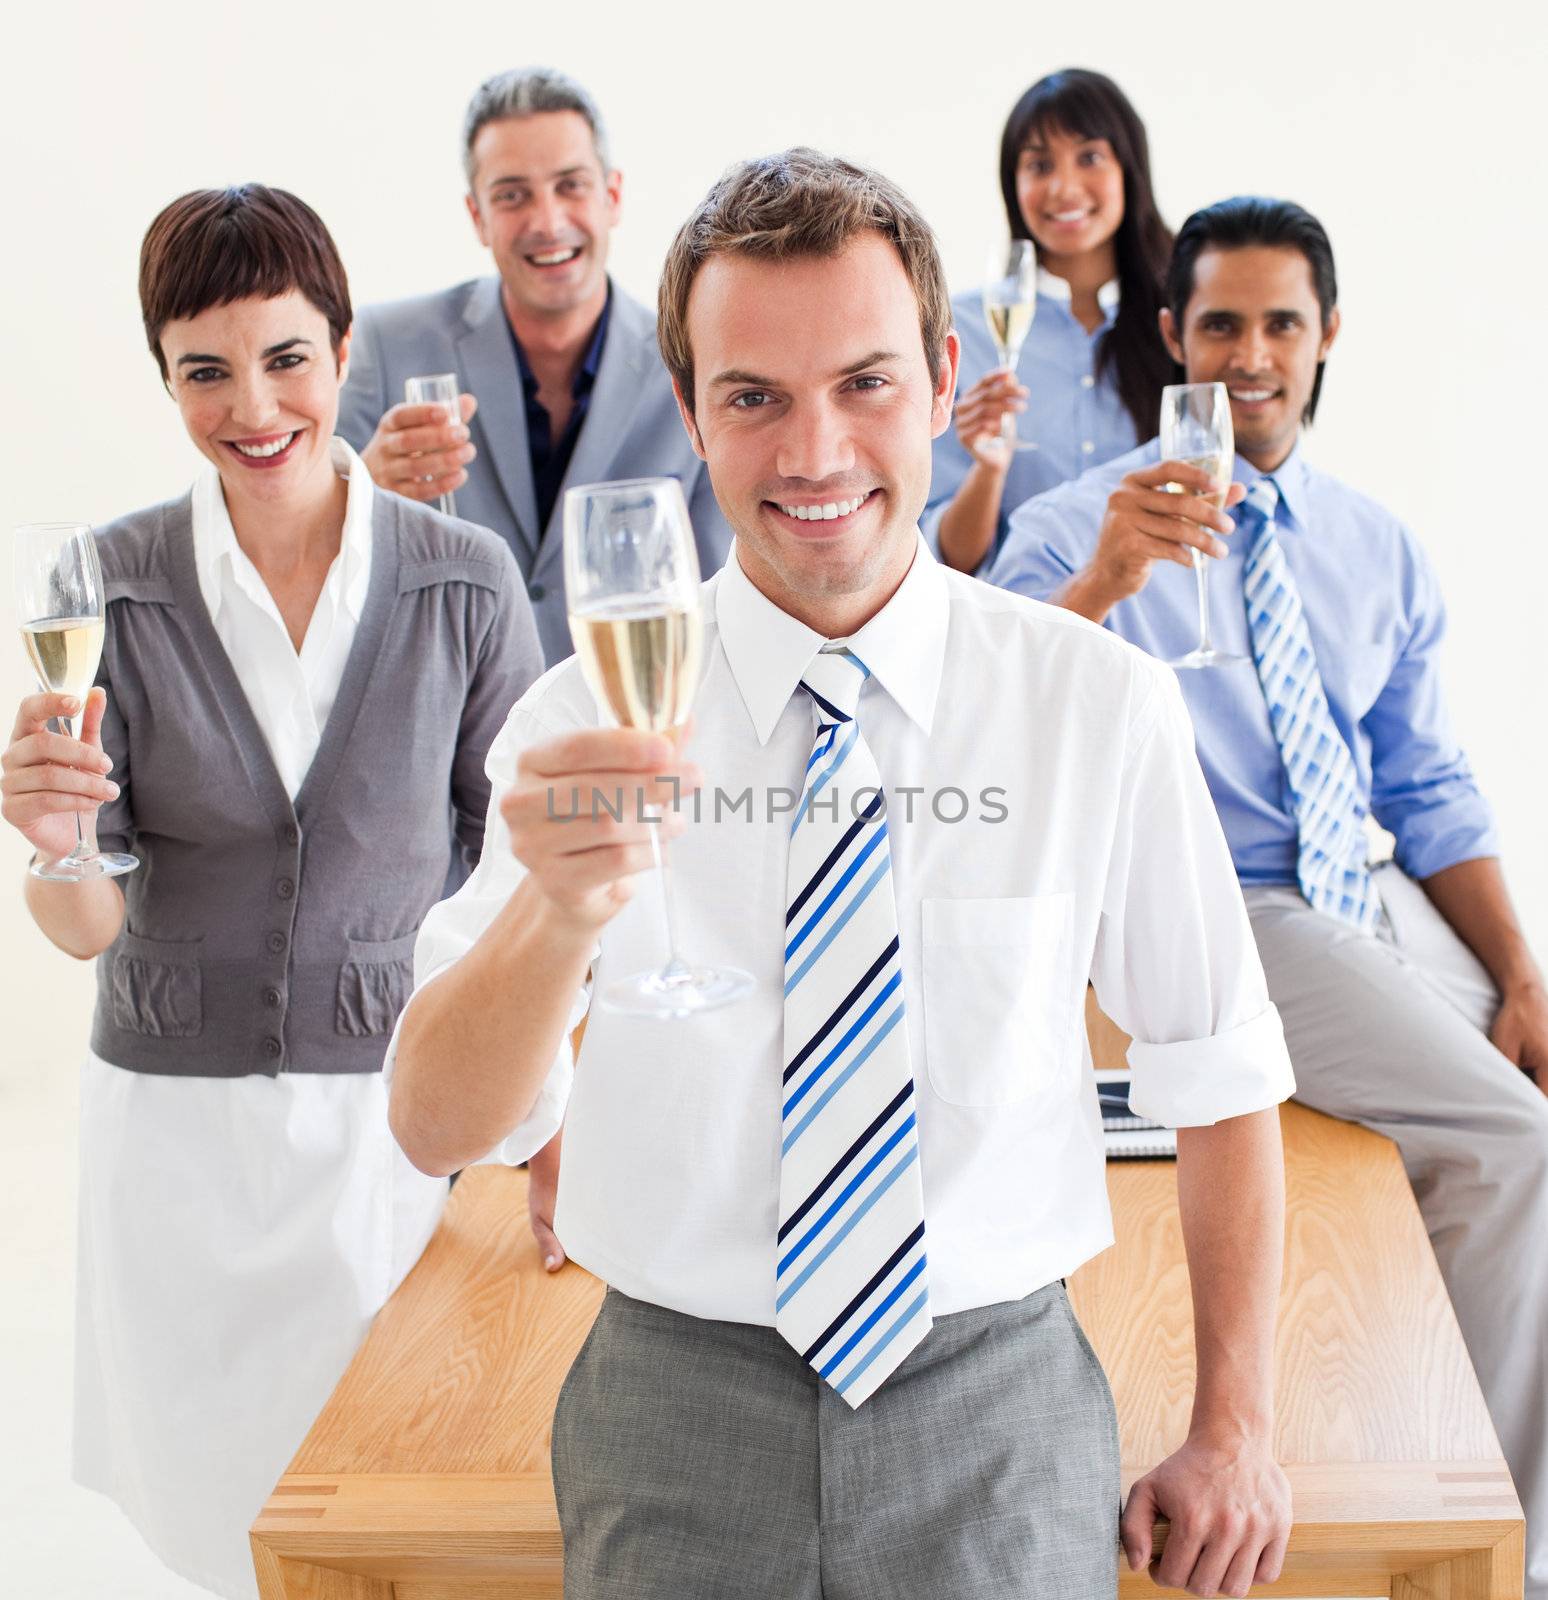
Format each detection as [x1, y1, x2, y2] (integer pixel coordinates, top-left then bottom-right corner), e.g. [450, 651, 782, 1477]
[254, 1003, 1524, 1598]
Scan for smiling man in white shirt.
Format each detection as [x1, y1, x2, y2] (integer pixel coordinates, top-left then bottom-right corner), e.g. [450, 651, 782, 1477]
[388, 149, 1295, 1600]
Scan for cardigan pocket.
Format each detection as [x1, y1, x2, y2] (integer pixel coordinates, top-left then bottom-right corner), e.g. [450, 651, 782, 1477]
[111, 931, 204, 1038]
[336, 931, 420, 1037]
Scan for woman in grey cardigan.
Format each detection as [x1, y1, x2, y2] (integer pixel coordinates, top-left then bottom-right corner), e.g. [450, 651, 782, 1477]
[0, 186, 543, 1599]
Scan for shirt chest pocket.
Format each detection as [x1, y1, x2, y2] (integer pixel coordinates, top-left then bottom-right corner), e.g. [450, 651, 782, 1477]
[921, 894, 1075, 1108]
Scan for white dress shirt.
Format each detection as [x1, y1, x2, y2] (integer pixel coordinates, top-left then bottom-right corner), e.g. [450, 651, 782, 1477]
[75, 440, 446, 1600]
[394, 534, 1293, 1327]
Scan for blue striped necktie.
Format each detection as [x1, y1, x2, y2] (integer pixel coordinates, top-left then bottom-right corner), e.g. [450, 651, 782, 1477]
[777, 646, 931, 1408]
[1242, 477, 1378, 932]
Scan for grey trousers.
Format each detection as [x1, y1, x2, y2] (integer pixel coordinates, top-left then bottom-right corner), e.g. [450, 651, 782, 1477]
[1247, 866, 1548, 1600]
[552, 1281, 1119, 1599]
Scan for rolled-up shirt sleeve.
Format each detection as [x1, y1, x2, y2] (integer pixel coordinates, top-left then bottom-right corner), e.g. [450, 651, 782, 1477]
[382, 701, 593, 1166]
[1366, 538, 1498, 881]
[1090, 665, 1295, 1127]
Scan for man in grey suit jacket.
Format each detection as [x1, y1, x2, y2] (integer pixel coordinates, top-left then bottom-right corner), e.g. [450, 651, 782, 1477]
[339, 66, 731, 664]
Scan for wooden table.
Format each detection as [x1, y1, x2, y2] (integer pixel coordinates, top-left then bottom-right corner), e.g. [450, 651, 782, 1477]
[254, 1070, 1523, 1596]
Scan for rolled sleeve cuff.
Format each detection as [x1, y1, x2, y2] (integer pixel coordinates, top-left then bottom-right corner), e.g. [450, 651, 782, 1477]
[920, 500, 947, 560]
[1125, 1005, 1296, 1128]
[485, 1050, 574, 1167]
[1392, 803, 1499, 882]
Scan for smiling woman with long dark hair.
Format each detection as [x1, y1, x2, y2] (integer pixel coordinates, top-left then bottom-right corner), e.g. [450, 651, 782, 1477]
[925, 68, 1174, 572]
[0, 184, 542, 1599]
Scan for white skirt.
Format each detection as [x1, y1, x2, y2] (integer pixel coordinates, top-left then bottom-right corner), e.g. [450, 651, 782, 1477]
[72, 1053, 447, 1600]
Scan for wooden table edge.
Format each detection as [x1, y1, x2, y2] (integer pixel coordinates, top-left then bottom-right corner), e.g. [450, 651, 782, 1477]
[251, 1465, 1524, 1576]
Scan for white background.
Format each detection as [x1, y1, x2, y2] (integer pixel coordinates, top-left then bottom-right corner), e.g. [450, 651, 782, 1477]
[2, 0, 1545, 1593]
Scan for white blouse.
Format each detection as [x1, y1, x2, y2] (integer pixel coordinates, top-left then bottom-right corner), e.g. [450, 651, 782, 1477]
[74, 441, 446, 1600]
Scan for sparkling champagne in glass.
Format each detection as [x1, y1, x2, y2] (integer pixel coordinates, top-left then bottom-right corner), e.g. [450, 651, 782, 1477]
[404, 373, 461, 518]
[1160, 383, 1248, 669]
[14, 523, 138, 881]
[564, 477, 753, 1019]
[982, 240, 1038, 452]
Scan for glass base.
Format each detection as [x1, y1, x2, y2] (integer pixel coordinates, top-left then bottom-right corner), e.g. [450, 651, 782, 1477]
[1170, 647, 1250, 670]
[601, 960, 755, 1020]
[30, 848, 139, 883]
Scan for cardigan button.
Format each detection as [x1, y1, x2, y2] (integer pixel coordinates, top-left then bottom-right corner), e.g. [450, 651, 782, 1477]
[276, 878, 295, 899]
[283, 823, 300, 845]
[262, 1036, 282, 1059]
[267, 932, 287, 954]
[262, 986, 282, 1009]
[529, 581, 547, 601]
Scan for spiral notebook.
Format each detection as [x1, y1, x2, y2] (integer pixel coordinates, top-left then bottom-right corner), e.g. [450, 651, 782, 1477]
[1095, 1068, 1178, 1160]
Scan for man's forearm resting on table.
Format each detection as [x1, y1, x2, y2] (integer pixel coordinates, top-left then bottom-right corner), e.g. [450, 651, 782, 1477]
[1420, 855, 1543, 997]
[389, 877, 591, 1177]
[1178, 1107, 1285, 1440]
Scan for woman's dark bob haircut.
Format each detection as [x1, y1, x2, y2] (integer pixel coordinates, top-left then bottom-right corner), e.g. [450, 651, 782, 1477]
[139, 184, 352, 381]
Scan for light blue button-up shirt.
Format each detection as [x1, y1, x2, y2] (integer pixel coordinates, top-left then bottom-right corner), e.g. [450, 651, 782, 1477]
[924, 273, 1139, 568]
[990, 438, 1497, 886]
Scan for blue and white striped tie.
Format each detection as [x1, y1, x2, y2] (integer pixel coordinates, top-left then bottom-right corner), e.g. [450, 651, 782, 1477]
[1242, 478, 1378, 933]
[777, 646, 931, 1408]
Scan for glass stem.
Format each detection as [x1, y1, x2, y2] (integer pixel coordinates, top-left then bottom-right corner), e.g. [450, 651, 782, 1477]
[1193, 549, 1213, 654]
[997, 354, 1017, 447]
[57, 713, 90, 861]
[647, 811, 688, 980]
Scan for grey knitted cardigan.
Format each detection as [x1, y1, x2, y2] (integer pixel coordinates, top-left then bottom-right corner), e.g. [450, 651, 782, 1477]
[89, 489, 543, 1076]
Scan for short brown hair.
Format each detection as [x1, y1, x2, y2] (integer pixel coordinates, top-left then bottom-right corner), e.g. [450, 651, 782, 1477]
[139, 184, 352, 381]
[658, 148, 951, 416]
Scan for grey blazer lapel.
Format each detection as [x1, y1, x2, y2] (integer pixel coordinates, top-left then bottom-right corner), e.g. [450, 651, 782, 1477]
[455, 277, 541, 557]
[544, 287, 656, 546]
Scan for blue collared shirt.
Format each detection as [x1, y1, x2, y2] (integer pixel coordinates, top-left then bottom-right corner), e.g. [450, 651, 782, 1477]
[923, 274, 1139, 568]
[509, 287, 612, 532]
[989, 438, 1497, 886]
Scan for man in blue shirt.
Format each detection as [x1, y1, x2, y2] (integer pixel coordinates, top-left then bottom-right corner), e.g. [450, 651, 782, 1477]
[338, 67, 731, 664]
[992, 196, 1548, 1600]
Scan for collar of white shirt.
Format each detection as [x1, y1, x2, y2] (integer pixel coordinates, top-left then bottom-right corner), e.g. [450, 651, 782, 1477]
[191, 436, 374, 626]
[1037, 266, 1120, 314]
[713, 531, 949, 745]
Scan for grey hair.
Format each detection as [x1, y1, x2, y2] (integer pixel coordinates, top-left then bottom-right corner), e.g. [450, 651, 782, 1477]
[461, 67, 611, 186]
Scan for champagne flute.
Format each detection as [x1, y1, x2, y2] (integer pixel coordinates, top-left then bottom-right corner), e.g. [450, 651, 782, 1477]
[14, 523, 138, 881]
[982, 240, 1038, 452]
[405, 373, 461, 518]
[1160, 382, 1248, 669]
[564, 477, 753, 1019]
